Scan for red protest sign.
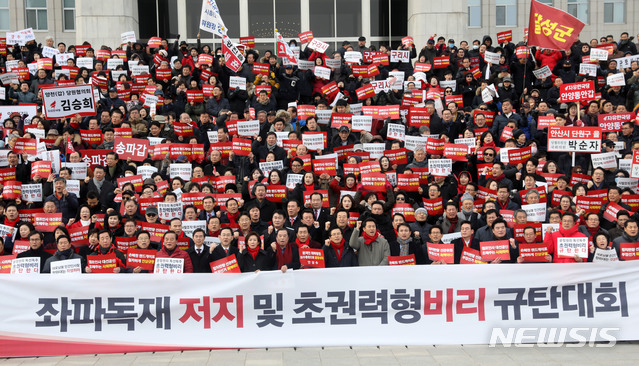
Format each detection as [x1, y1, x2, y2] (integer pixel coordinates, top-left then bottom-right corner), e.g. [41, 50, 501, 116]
[34, 213, 63, 232]
[117, 175, 144, 193]
[575, 196, 605, 214]
[391, 203, 415, 221]
[433, 57, 450, 69]
[507, 147, 532, 165]
[266, 185, 287, 203]
[2, 181, 21, 200]
[427, 244, 454, 264]
[186, 90, 204, 103]
[559, 81, 595, 102]
[397, 174, 420, 192]
[422, 198, 443, 216]
[68, 225, 90, 247]
[232, 138, 252, 156]
[126, 249, 156, 271]
[599, 113, 634, 132]
[14, 138, 37, 155]
[80, 129, 103, 145]
[209, 254, 242, 273]
[173, 122, 194, 137]
[443, 143, 469, 161]
[30, 161, 52, 180]
[426, 138, 445, 155]
[252, 63, 269, 76]
[87, 254, 117, 273]
[460, 247, 488, 264]
[114, 137, 150, 162]
[356, 84, 376, 100]
[496, 30, 512, 43]
[528, 0, 585, 51]
[620, 243, 639, 261]
[388, 254, 416, 265]
[480, 240, 510, 261]
[519, 243, 550, 262]
[408, 107, 430, 128]
[298, 31, 314, 44]
[547, 126, 602, 153]
[331, 113, 352, 129]
[414, 63, 431, 73]
[299, 248, 325, 268]
[384, 148, 409, 165]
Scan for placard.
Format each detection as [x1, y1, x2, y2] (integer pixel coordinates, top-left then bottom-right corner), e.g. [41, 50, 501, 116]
[557, 237, 589, 259]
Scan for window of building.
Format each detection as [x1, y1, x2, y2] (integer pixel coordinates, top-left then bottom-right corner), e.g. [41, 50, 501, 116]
[496, 0, 516, 27]
[567, 0, 589, 24]
[538, 0, 553, 5]
[0, 0, 9, 31]
[25, 0, 48, 31]
[468, 0, 481, 27]
[336, 0, 361, 37]
[275, 0, 301, 39]
[604, 0, 624, 24]
[138, 0, 178, 40]
[63, 0, 74, 31]
[309, 0, 335, 37]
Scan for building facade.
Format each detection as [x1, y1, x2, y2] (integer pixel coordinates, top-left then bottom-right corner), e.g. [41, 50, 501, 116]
[1, 0, 638, 53]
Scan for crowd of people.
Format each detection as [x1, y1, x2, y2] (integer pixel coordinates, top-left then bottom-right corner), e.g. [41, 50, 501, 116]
[3, 27, 639, 274]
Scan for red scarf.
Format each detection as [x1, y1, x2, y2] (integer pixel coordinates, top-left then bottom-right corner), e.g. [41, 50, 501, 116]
[94, 244, 125, 268]
[275, 244, 293, 268]
[208, 229, 220, 237]
[331, 239, 345, 261]
[587, 226, 600, 239]
[4, 216, 19, 227]
[483, 141, 496, 148]
[448, 216, 458, 233]
[247, 245, 260, 259]
[295, 237, 309, 248]
[457, 184, 466, 193]
[227, 211, 239, 224]
[362, 230, 380, 245]
[304, 183, 314, 191]
[493, 173, 506, 182]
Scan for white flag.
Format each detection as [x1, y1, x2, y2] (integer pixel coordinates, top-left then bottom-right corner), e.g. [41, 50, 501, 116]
[199, 0, 227, 37]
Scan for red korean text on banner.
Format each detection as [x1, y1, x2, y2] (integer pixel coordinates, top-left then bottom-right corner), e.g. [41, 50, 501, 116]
[114, 137, 150, 162]
[126, 249, 156, 271]
[388, 255, 416, 265]
[496, 30, 513, 43]
[209, 254, 241, 273]
[620, 243, 639, 261]
[231, 138, 252, 156]
[30, 161, 51, 180]
[87, 254, 117, 273]
[422, 198, 443, 216]
[519, 244, 550, 262]
[480, 240, 511, 261]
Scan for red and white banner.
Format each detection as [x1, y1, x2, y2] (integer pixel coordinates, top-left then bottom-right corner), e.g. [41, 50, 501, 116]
[41, 84, 96, 119]
[547, 126, 602, 152]
[0, 264, 637, 356]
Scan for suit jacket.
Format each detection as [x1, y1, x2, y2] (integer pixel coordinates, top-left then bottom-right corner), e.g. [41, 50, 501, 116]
[187, 246, 212, 273]
[209, 244, 240, 263]
[86, 179, 117, 212]
[451, 237, 481, 264]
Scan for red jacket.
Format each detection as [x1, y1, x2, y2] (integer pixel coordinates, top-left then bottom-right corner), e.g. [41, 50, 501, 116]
[543, 224, 587, 263]
[156, 246, 194, 273]
[535, 49, 563, 73]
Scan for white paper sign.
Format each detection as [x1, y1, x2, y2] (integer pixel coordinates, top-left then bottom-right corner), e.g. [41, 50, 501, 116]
[181, 220, 207, 238]
[387, 123, 405, 140]
[137, 165, 158, 181]
[157, 202, 184, 221]
[542, 223, 560, 240]
[590, 48, 609, 61]
[61, 162, 88, 179]
[344, 51, 362, 63]
[10, 257, 40, 274]
[307, 39, 329, 53]
[0, 72, 18, 85]
[390, 50, 410, 63]
[351, 115, 372, 132]
[313, 66, 331, 80]
[591, 152, 617, 169]
[237, 120, 260, 137]
[121, 31, 137, 44]
[579, 63, 597, 77]
[6, 28, 35, 46]
[56, 53, 74, 64]
[428, 159, 452, 177]
[41, 46, 59, 59]
[301, 133, 325, 150]
[106, 58, 124, 70]
[521, 202, 547, 222]
[229, 76, 247, 90]
[315, 109, 332, 124]
[532, 65, 552, 79]
[21, 183, 42, 202]
[153, 257, 184, 274]
[619, 159, 632, 172]
[593, 248, 619, 262]
[259, 160, 284, 176]
[286, 173, 303, 190]
[76, 57, 94, 69]
[169, 163, 192, 180]
[50, 258, 82, 274]
[557, 237, 589, 259]
[325, 58, 341, 69]
[440, 80, 456, 92]
[66, 179, 80, 197]
[607, 73, 626, 87]
[484, 51, 501, 64]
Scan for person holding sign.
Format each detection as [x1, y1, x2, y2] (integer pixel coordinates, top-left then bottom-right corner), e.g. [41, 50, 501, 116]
[156, 231, 193, 273]
[349, 219, 390, 266]
[16, 231, 52, 273]
[612, 219, 639, 260]
[587, 232, 617, 262]
[85, 230, 126, 273]
[544, 212, 588, 263]
[451, 221, 480, 264]
[209, 227, 240, 263]
[391, 223, 427, 264]
[323, 226, 358, 267]
[271, 229, 300, 272]
[43, 235, 86, 273]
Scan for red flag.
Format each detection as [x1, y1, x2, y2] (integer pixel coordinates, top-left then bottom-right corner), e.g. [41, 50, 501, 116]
[222, 35, 246, 73]
[528, 0, 585, 51]
[66, 137, 76, 155]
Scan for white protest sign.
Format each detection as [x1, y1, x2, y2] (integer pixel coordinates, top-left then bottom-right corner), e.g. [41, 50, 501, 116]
[484, 51, 501, 64]
[10, 257, 40, 274]
[593, 248, 619, 262]
[591, 152, 617, 169]
[616, 55, 639, 70]
[344, 51, 362, 63]
[148, 136, 164, 146]
[286, 173, 303, 190]
[315, 109, 332, 124]
[557, 237, 589, 259]
[106, 58, 124, 70]
[229, 76, 247, 90]
[404, 135, 428, 152]
[521, 203, 547, 222]
[121, 31, 137, 44]
[387, 123, 405, 140]
[307, 39, 329, 53]
[620, 158, 632, 172]
[26, 128, 44, 140]
[259, 160, 284, 176]
[181, 220, 207, 238]
[325, 58, 341, 69]
[301, 133, 325, 150]
[428, 159, 452, 177]
[579, 63, 597, 77]
[76, 57, 94, 69]
[441, 232, 462, 244]
[297, 60, 315, 70]
[131, 65, 150, 76]
[481, 88, 493, 103]
[390, 50, 410, 63]
[370, 79, 390, 94]
[206, 131, 218, 144]
[169, 163, 192, 180]
[351, 115, 372, 132]
[66, 179, 80, 197]
[607, 73, 625, 87]
[542, 223, 560, 240]
[440, 80, 456, 92]
[313, 66, 331, 80]
[350, 103, 363, 115]
[41, 46, 59, 59]
[21, 183, 42, 202]
[363, 143, 385, 159]
[41, 85, 96, 119]
[153, 257, 184, 274]
[61, 162, 88, 179]
[590, 48, 609, 61]
[56, 53, 74, 64]
[50, 258, 82, 274]
[137, 165, 158, 181]
[532, 65, 552, 79]
[616, 177, 638, 193]
[0, 73, 19, 85]
[157, 202, 184, 221]
[6, 28, 35, 46]
[237, 120, 260, 137]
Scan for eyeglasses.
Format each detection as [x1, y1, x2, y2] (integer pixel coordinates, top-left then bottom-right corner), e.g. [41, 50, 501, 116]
[484, 153, 494, 157]
[146, 213, 157, 217]
[479, 108, 488, 110]
[396, 197, 405, 201]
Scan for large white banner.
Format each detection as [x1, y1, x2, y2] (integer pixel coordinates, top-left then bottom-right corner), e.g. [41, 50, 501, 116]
[0, 263, 637, 357]
[41, 85, 96, 119]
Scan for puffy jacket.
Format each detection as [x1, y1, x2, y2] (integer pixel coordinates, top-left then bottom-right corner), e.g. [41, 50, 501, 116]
[156, 246, 194, 273]
[349, 228, 390, 266]
[544, 224, 587, 263]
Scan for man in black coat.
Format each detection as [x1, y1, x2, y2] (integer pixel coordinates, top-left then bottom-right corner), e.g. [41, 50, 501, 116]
[253, 132, 287, 162]
[187, 229, 212, 273]
[16, 231, 52, 272]
[451, 221, 481, 264]
[209, 227, 240, 263]
[86, 165, 116, 212]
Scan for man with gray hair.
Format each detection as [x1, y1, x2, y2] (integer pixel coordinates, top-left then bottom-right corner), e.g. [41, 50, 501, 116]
[406, 147, 428, 170]
[45, 177, 79, 224]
